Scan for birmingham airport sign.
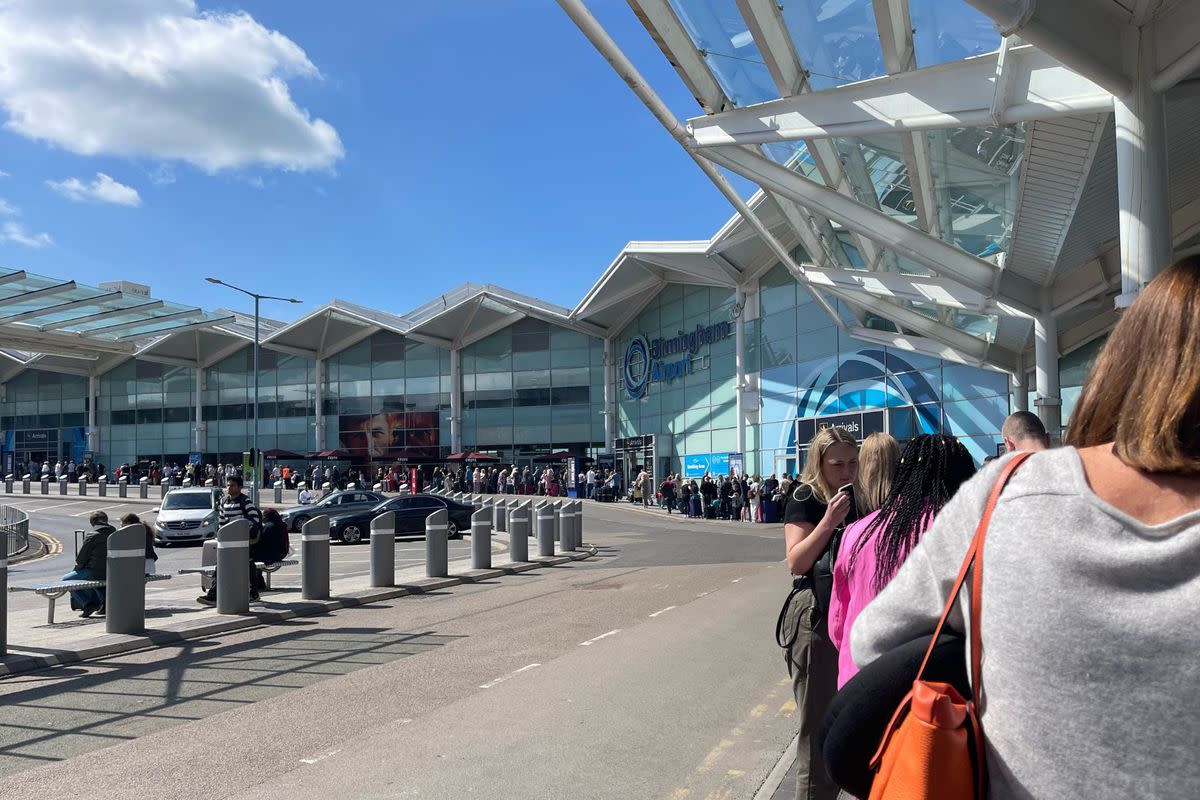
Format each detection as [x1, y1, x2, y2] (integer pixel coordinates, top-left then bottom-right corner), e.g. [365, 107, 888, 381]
[623, 321, 732, 399]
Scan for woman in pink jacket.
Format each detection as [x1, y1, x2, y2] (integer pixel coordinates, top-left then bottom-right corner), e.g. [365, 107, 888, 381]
[827, 434, 976, 687]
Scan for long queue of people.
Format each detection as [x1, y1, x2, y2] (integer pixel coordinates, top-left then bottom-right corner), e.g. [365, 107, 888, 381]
[775, 256, 1200, 799]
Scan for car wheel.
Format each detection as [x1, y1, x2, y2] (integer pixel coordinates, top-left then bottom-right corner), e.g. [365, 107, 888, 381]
[341, 525, 364, 545]
[292, 515, 309, 532]
[447, 520, 462, 540]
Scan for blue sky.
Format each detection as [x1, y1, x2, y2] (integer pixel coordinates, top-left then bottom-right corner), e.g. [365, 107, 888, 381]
[0, 1, 745, 322]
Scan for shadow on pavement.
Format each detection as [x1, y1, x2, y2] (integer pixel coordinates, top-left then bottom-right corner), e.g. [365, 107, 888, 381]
[0, 623, 462, 779]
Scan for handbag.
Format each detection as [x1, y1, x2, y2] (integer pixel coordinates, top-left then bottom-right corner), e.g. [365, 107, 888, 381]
[866, 451, 1031, 800]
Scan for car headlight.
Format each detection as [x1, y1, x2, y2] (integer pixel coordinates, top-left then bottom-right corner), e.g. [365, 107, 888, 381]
[203, 513, 216, 525]
[154, 520, 167, 530]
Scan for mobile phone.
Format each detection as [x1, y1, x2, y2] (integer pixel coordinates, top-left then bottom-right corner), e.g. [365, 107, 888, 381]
[837, 483, 854, 503]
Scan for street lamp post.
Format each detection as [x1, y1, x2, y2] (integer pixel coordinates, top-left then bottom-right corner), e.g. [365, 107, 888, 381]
[206, 278, 301, 505]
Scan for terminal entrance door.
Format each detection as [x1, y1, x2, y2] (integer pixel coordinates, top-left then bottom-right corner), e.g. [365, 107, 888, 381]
[613, 435, 655, 499]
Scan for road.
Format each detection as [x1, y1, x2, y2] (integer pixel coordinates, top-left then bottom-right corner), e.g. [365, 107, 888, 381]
[0, 499, 797, 799]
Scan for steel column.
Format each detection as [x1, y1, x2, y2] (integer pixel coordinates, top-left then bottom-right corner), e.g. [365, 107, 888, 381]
[604, 337, 615, 451]
[1034, 311, 1062, 441]
[450, 348, 463, 453]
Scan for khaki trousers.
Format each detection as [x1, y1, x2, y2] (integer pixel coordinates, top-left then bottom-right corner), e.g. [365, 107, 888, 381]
[782, 587, 840, 800]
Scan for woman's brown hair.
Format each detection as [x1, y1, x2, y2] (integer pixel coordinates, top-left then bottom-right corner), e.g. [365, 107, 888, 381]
[1067, 255, 1200, 472]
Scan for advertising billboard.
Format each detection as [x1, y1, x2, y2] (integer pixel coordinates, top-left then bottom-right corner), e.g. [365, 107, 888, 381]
[338, 411, 440, 463]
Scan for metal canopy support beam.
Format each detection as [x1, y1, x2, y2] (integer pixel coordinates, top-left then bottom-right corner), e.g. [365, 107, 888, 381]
[1152, 2, 1200, 92]
[0, 280, 76, 309]
[1033, 309, 1061, 439]
[88, 374, 99, 454]
[558, 0, 1004, 367]
[456, 311, 524, 350]
[317, 324, 378, 360]
[0, 291, 123, 325]
[314, 358, 325, 452]
[114, 315, 235, 341]
[576, 274, 665, 319]
[686, 45, 1113, 145]
[964, 0, 1131, 97]
[0, 270, 28, 286]
[734, 286, 745, 454]
[1114, 26, 1172, 308]
[628, 0, 729, 114]
[195, 367, 204, 452]
[603, 338, 615, 451]
[40, 299, 164, 332]
[86, 308, 204, 336]
[700, 144, 1041, 308]
[1059, 307, 1119, 355]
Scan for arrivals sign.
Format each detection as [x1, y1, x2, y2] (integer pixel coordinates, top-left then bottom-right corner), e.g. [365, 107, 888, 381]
[622, 321, 731, 399]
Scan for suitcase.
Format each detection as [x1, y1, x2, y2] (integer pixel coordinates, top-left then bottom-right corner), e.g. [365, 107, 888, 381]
[704, 502, 717, 520]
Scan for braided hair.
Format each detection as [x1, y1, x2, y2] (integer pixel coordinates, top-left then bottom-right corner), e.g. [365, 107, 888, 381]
[849, 434, 977, 594]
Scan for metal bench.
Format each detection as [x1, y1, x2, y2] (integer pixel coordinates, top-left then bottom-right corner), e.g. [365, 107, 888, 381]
[179, 559, 298, 589]
[8, 574, 173, 624]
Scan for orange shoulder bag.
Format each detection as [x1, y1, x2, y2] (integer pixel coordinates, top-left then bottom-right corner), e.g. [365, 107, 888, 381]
[867, 451, 1032, 800]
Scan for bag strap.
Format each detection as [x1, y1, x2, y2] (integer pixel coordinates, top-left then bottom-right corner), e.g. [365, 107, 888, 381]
[914, 452, 1033, 691]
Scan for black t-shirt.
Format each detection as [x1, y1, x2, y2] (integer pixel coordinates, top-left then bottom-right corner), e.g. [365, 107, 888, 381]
[783, 483, 860, 535]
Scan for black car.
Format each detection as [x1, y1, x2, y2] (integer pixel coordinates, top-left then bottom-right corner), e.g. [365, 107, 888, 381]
[280, 489, 386, 532]
[325, 494, 475, 544]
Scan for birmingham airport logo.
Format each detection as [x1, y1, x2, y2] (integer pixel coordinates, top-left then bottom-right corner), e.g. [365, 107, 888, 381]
[623, 321, 731, 399]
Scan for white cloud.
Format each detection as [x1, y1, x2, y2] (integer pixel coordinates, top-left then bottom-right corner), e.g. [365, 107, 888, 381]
[2, 221, 52, 248]
[0, 170, 9, 178]
[48, 172, 142, 206]
[0, 198, 17, 215]
[0, 0, 343, 172]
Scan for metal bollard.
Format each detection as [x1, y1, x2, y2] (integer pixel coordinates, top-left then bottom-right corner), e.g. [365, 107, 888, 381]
[508, 502, 529, 562]
[536, 501, 556, 557]
[98, 476, 107, 497]
[158, 480, 168, 499]
[205, 478, 214, 487]
[425, 508, 448, 577]
[59, 477, 68, 496]
[216, 519, 251, 614]
[301, 515, 330, 600]
[471, 508, 491, 570]
[369, 511, 396, 588]
[182, 479, 192, 488]
[573, 500, 584, 549]
[321, 481, 332, 497]
[4, 474, 11, 493]
[118, 478, 127, 498]
[273, 483, 282, 504]
[78, 478, 87, 497]
[106, 524, 148, 634]
[429, 506, 451, 575]
[21, 475, 29, 494]
[40, 477, 48, 495]
[139, 477, 149, 499]
[493, 498, 507, 533]
[558, 501, 574, 552]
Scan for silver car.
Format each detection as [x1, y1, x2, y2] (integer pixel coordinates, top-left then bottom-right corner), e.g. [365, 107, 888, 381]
[152, 487, 221, 545]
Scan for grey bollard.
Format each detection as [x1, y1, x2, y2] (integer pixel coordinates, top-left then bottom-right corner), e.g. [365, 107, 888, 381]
[508, 502, 529, 562]
[493, 498, 507, 533]
[4, 474, 11, 493]
[21, 475, 29, 494]
[119, 478, 127, 498]
[471, 508, 491, 569]
[558, 501, 574, 552]
[160, 479, 170, 499]
[139, 477, 149, 499]
[322, 481, 332, 497]
[78, 478, 87, 497]
[59, 477, 68, 496]
[182, 479, 192, 488]
[98, 476, 107, 497]
[105, 524, 148, 634]
[536, 501, 555, 557]
[40, 477, 48, 495]
[369, 511, 396, 588]
[573, 500, 584, 549]
[216, 519, 251, 614]
[205, 478, 214, 487]
[200, 539, 217, 593]
[273, 483, 282, 504]
[425, 508, 448, 577]
[301, 515, 330, 600]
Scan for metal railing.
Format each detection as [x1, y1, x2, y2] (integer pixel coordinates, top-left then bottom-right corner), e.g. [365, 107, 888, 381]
[2, 504, 30, 559]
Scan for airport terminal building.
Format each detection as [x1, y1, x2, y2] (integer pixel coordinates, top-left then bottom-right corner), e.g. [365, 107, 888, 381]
[1, 1, 1194, 487]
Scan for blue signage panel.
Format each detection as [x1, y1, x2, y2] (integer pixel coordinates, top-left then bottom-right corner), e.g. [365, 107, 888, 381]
[623, 321, 732, 399]
[683, 452, 732, 478]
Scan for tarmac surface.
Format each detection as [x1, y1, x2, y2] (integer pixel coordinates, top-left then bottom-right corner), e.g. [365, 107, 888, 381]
[1, 495, 799, 799]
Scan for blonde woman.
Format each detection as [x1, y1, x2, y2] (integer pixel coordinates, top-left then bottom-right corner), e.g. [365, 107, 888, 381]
[856, 432, 900, 515]
[777, 427, 860, 800]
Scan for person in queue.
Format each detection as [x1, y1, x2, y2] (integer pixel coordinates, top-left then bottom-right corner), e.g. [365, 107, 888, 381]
[1001, 409, 1049, 452]
[63, 510, 115, 618]
[119, 512, 159, 576]
[852, 256, 1200, 798]
[828, 434, 975, 689]
[778, 427, 860, 800]
[197, 474, 263, 606]
[855, 432, 900, 516]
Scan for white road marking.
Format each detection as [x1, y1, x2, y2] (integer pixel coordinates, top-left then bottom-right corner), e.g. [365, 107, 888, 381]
[649, 605, 677, 618]
[479, 663, 540, 689]
[70, 503, 137, 517]
[731, 578, 743, 583]
[696, 591, 712, 598]
[21, 501, 85, 513]
[299, 748, 343, 765]
[579, 629, 622, 646]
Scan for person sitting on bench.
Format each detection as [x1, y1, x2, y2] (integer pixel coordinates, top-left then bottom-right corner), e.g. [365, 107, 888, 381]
[120, 512, 159, 575]
[197, 475, 263, 605]
[250, 508, 290, 591]
[63, 511, 115, 618]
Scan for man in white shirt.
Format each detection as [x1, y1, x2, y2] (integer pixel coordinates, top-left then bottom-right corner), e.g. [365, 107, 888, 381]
[585, 468, 596, 499]
[298, 486, 315, 504]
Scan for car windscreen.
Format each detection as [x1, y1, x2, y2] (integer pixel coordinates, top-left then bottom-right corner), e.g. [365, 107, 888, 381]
[161, 493, 213, 510]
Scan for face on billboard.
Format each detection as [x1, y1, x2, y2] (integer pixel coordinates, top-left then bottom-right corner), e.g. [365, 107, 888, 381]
[339, 412, 439, 459]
